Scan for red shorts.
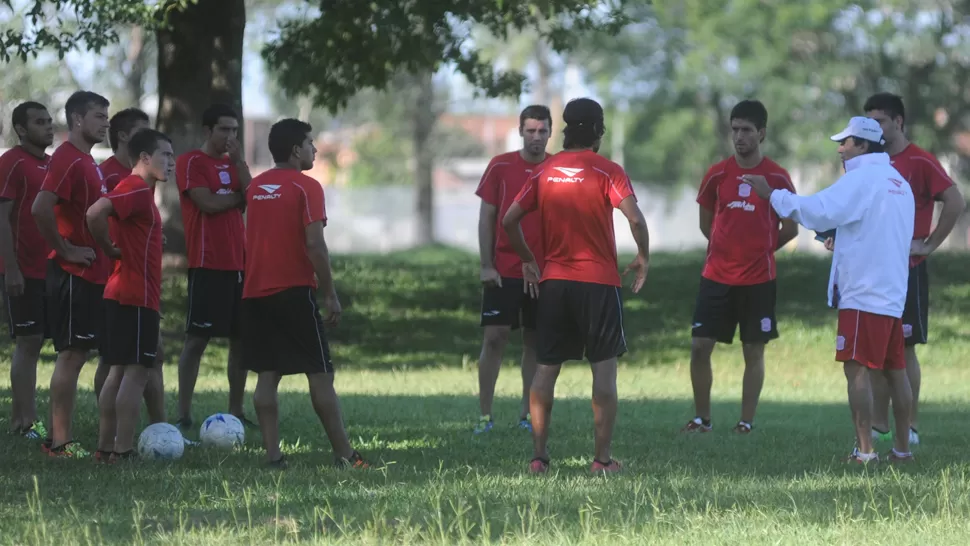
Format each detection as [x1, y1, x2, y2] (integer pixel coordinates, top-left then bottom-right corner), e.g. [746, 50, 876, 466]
[835, 309, 905, 370]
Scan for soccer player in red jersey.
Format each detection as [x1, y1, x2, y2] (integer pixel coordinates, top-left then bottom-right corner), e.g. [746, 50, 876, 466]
[0, 101, 53, 438]
[682, 100, 799, 435]
[503, 98, 650, 475]
[85, 129, 174, 462]
[31, 90, 111, 457]
[174, 103, 254, 431]
[241, 118, 366, 469]
[92, 107, 167, 427]
[472, 105, 551, 435]
[863, 93, 966, 446]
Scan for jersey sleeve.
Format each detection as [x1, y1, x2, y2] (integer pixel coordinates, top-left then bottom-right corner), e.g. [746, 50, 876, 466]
[109, 185, 152, 221]
[301, 179, 327, 227]
[769, 174, 867, 232]
[474, 159, 502, 206]
[696, 164, 721, 210]
[514, 171, 540, 213]
[606, 167, 636, 208]
[921, 153, 955, 199]
[178, 155, 210, 193]
[0, 155, 22, 202]
[41, 155, 77, 202]
[769, 168, 797, 194]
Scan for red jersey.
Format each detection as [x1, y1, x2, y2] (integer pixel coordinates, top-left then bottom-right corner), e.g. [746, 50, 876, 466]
[697, 156, 796, 286]
[41, 141, 112, 284]
[0, 146, 51, 280]
[100, 156, 130, 191]
[103, 175, 163, 311]
[242, 169, 326, 299]
[889, 144, 954, 267]
[513, 149, 636, 287]
[475, 151, 548, 278]
[175, 150, 245, 271]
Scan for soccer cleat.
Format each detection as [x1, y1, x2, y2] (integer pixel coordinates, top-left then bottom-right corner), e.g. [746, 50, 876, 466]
[885, 449, 914, 463]
[518, 415, 532, 432]
[871, 427, 892, 443]
[23, 421, 47, 440]
[174, 417, 193, 431]
[590, 459, 623, 474]
[909, 427, 920, 446]
[108, 450, 137, 464]
[233, 414, 259, 429]
[94, 450, 112, 463]
[266, 455, 288, 469]
[335, 450, 369, 469]
[528, 457, 549, 474]
[732, 421, 753, 434]
[846, 447, 879, 464]
[47, 441, 91, 459]
[473, 415, 494, 435]
[183, 437, 200, 447]
[680, 417, 712, 433]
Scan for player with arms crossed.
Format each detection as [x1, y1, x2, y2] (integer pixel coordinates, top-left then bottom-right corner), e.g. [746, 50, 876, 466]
[31, 90, 112, 457]
[503, 98, 650, 474]
[473, 104, 551, 434]
[748, 117, 915, 462]
[174, 103, 255, 431]
[863, 93, 965, 446]
[85, 129, 174, 462]
[683, 100, 798, 434]
[92, 107, 167, 426]
[241, 119, 366, 469]
[0, 101, 53, 438]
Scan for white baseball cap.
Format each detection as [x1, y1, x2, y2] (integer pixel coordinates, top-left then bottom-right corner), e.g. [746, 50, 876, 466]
[830, 116, 885, 144]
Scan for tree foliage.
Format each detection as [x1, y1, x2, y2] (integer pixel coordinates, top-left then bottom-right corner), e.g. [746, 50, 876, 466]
[262, 0, 629, 112]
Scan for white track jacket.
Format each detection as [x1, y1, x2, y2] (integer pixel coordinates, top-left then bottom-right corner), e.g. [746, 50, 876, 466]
[768, 152, 914, 318]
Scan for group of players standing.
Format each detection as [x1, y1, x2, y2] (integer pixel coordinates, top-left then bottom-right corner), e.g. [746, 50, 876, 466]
[2, 91, 366, 468]
[473, 94, 962, 470]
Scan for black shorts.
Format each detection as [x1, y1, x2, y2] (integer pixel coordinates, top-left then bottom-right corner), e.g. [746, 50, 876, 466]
[102, 300, 160, 367]
[480, 277, 538, 330]
[46, 260, 104, 352]
[901, 260, 929, 346]
[691, 277, 778, 344]
[185, 268, 242, 338]
[3, 277, 47, 338]
[240, 286, 333, 375]
[535, 279, 627, 365]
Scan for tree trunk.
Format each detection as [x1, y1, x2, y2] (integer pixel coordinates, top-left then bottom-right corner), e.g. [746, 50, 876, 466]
[125, 26, 147, 108]
[413, 71, 436, 246]
[155, 0, 245, 254]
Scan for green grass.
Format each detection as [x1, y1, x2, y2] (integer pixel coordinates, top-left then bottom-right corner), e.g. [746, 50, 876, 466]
[3, 246, 970, 544]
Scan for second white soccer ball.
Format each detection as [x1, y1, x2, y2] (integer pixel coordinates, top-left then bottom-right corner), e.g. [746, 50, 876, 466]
[138, 423, 185, 460]
[200, 413, 245, 448]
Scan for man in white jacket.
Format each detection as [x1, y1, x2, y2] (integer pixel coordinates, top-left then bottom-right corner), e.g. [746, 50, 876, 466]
[745, 117, 915, 463]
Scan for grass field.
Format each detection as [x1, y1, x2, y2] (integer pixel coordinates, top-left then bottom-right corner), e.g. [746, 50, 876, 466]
[3, 247, 970, 545]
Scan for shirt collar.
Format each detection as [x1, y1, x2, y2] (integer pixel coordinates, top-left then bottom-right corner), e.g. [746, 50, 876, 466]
[844, 152, 890, 172]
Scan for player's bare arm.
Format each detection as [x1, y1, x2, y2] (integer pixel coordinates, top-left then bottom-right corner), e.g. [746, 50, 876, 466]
[30, 190, 95, 266]
[617, 196, 650, 293]
[698, 205, 714, 240]
[84, 197, 121, 259]
[478, 200, 502, 287]
[778, 218, 798, 249]
[305, 220, 341, 327]
[226, 137, 252, 192]
[915, 185, 966, 255]
[0, 200, 23, 296]
[186, 186, 244, 215]
[500, 201, 540, 297]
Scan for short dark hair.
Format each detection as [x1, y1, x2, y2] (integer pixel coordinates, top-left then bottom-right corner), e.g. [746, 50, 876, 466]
[730, 100, 768, 130]
[849, 136, 885, 155]
[127, 128, 172, 161]
[64, 91, 109, 129]
[108, 108, 150, 152]
[562, 98, 605, 149]
[11, 101, 48, 133]
[268, 118, 313, 163]
[202, 103, 239, 129]
[519, 105, 552, 130]
[864, 92, 905, 127]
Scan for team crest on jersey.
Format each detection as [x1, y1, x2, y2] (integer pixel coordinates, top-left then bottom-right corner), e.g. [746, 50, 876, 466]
[101, 184, 107, 194]
[218, 171, 232, 185]
[738, 182, 751, 197]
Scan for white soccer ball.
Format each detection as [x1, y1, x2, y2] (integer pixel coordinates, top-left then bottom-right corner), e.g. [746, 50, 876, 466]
[138, 423, 185, 460]
[200, 413, 245, 448]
